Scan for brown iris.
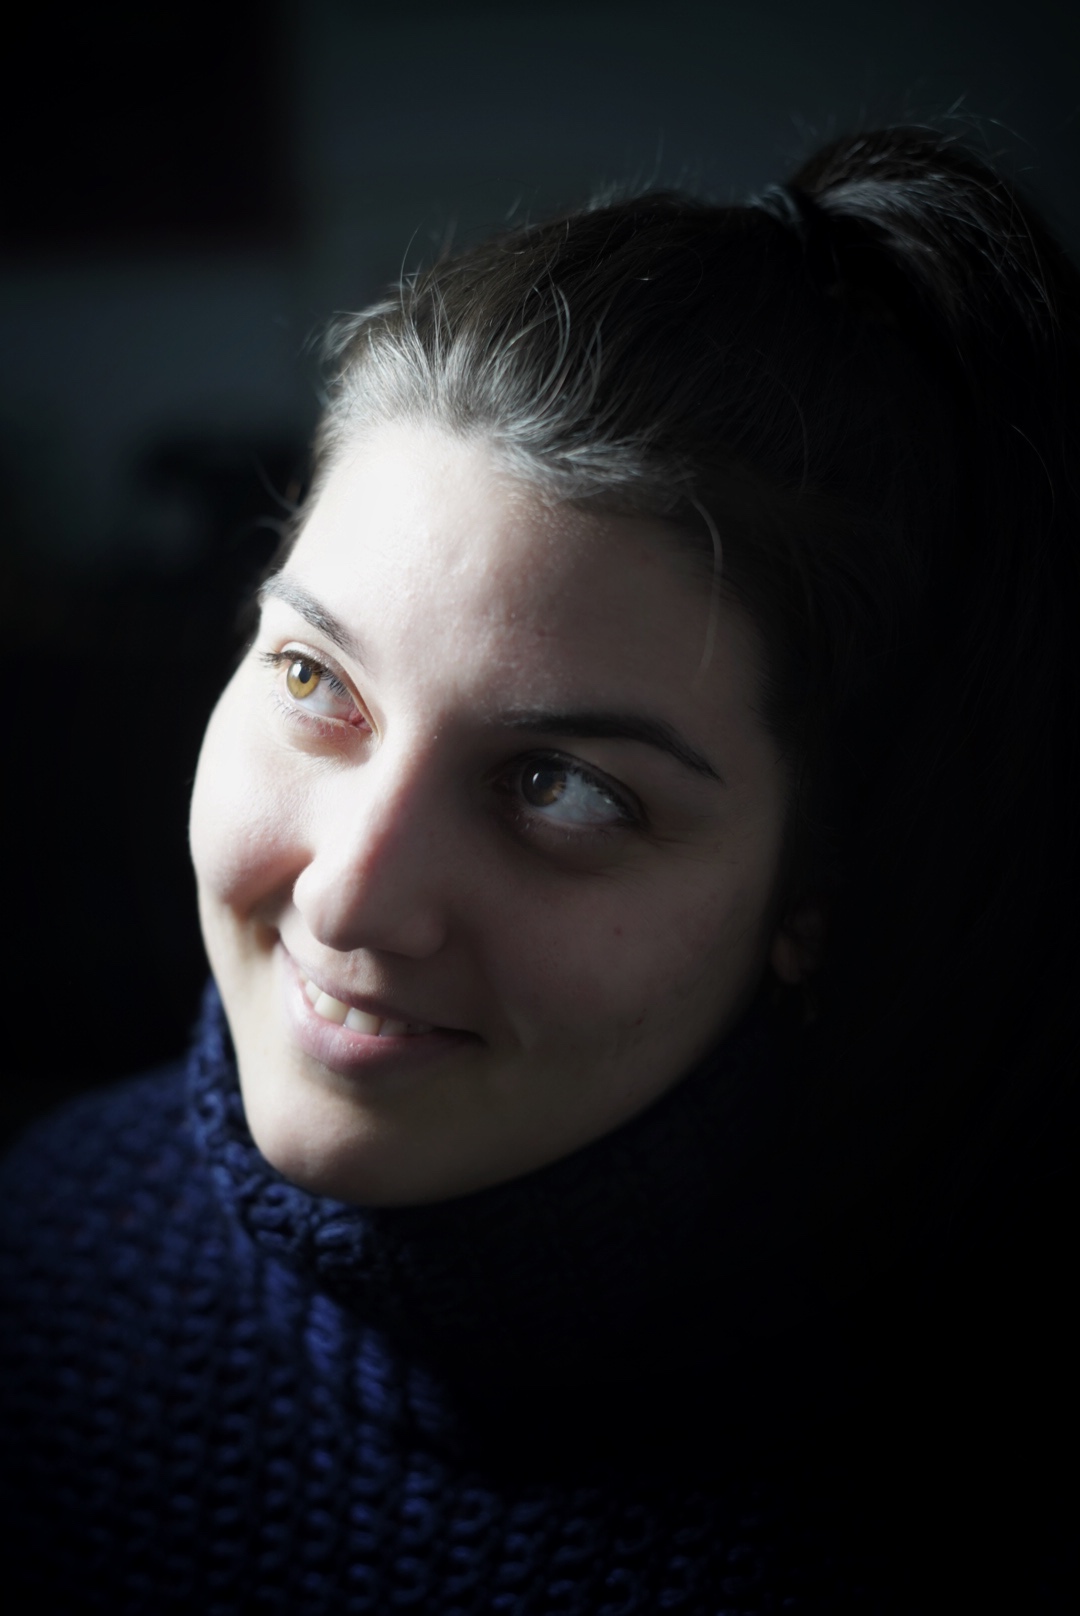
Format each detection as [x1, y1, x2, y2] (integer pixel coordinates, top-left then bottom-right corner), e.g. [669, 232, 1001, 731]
[285, 659, 320, 699]
[521, 765, 568, 807]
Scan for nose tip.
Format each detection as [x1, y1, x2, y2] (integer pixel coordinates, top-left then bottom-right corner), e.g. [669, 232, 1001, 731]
[295, 863, 448, 959]
[291, 768, 453, 960]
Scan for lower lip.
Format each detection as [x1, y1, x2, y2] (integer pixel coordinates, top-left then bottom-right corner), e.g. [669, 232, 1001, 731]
[278, 945, 477, 1078]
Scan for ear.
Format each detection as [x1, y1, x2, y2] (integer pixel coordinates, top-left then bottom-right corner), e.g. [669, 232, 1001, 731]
[769, 904, 826, 985]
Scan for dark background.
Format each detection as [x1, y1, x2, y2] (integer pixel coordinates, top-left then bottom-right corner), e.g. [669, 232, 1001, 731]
[3, 0, 1077, 1142]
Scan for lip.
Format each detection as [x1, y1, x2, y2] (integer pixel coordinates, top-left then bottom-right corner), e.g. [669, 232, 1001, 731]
[276, 943, 477, 1078]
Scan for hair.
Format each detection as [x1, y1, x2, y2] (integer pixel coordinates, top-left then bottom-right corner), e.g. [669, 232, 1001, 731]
[277, 126, 1079, 1280]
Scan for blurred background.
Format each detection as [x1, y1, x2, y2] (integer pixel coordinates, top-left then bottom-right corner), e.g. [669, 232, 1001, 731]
[3, 0, 1077, 1140]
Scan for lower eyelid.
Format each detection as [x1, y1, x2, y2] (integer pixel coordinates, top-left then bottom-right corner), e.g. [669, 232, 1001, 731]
[266, 680, 361, 736]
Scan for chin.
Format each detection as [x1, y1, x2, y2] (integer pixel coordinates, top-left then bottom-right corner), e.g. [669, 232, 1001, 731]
[234, 1061, 430, 1207]
[238, 1060, 360, 1196]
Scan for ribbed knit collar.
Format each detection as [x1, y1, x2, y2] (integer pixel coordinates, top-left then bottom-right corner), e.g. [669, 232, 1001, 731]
[187, 979, 854, 1450]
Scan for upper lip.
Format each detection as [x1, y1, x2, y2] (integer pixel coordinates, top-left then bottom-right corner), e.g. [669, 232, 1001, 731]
[281, 942, 468, 1033]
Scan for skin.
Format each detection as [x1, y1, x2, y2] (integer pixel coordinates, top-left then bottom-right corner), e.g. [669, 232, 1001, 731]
[190, 420, 817, 1206]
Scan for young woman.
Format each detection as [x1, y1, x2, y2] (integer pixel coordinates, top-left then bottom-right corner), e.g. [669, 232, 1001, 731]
[2, 126, 1076, 1612]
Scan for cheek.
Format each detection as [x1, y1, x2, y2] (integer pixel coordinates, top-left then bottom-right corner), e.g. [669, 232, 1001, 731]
[189, 676, 303, 920]
[492, 859, 773, 1046]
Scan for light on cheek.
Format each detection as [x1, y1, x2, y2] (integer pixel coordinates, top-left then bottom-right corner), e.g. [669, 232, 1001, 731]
[190, 688, 303, 918]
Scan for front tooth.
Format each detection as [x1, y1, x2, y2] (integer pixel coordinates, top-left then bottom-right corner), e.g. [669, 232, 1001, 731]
[313, 991, 349, 1025]
[345, 1007, 382, 1035]
[304, 977, 321, 1006]
[378, 1018, 408, 1038]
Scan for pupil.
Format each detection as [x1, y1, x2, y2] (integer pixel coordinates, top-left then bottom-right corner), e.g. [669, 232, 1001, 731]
[288, 660, 318, 696]
[523, 765, 566, 807]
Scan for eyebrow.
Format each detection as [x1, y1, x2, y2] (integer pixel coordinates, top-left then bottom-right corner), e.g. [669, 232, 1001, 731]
[257, 571, 723, 785]
[257, 572, 365, 663]
[498, 708, 723, 783]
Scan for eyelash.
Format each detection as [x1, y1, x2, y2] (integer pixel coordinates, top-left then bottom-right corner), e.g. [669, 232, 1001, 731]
[259, 648, 363, 726]
[258, 645, 644, 841]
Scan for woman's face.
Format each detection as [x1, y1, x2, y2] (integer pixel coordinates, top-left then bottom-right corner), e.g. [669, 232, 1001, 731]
[190, 420, 800, 1205]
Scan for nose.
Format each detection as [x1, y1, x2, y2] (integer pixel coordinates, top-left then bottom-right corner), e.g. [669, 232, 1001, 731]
[291, 749, 455, 960]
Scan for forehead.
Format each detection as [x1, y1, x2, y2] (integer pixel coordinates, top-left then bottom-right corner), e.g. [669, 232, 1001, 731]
[287, 422, 764, 731]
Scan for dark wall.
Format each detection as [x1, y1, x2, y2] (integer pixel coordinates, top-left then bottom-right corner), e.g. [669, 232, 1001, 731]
[3, 0, 1077, 1139]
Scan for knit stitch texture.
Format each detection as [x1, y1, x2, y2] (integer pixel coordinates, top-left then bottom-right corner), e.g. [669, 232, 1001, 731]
[0, 982, 1047, 1613]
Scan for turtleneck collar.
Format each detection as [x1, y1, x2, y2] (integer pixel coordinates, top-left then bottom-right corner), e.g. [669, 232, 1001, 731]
[187, 979, 861, 1453]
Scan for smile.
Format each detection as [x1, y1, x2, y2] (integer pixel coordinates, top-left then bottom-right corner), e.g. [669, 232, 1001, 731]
[300, 974, 435, 1038]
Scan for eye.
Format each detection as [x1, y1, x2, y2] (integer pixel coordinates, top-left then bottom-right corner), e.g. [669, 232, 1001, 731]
[260, 649, 364, 726]
[512, 756, 637, 831]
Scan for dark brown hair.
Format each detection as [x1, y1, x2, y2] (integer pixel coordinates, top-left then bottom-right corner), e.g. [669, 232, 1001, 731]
[283, 126, 1080, 1264]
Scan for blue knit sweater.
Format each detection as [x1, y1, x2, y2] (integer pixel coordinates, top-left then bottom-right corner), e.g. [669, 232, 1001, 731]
[0, 983, 1066, 1612]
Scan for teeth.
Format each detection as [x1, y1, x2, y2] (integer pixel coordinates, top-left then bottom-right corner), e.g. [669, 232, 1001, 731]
[302, 975, 433, 1037]
[313, 991, 349, 1025]
[344, 1007, 382, 1036]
